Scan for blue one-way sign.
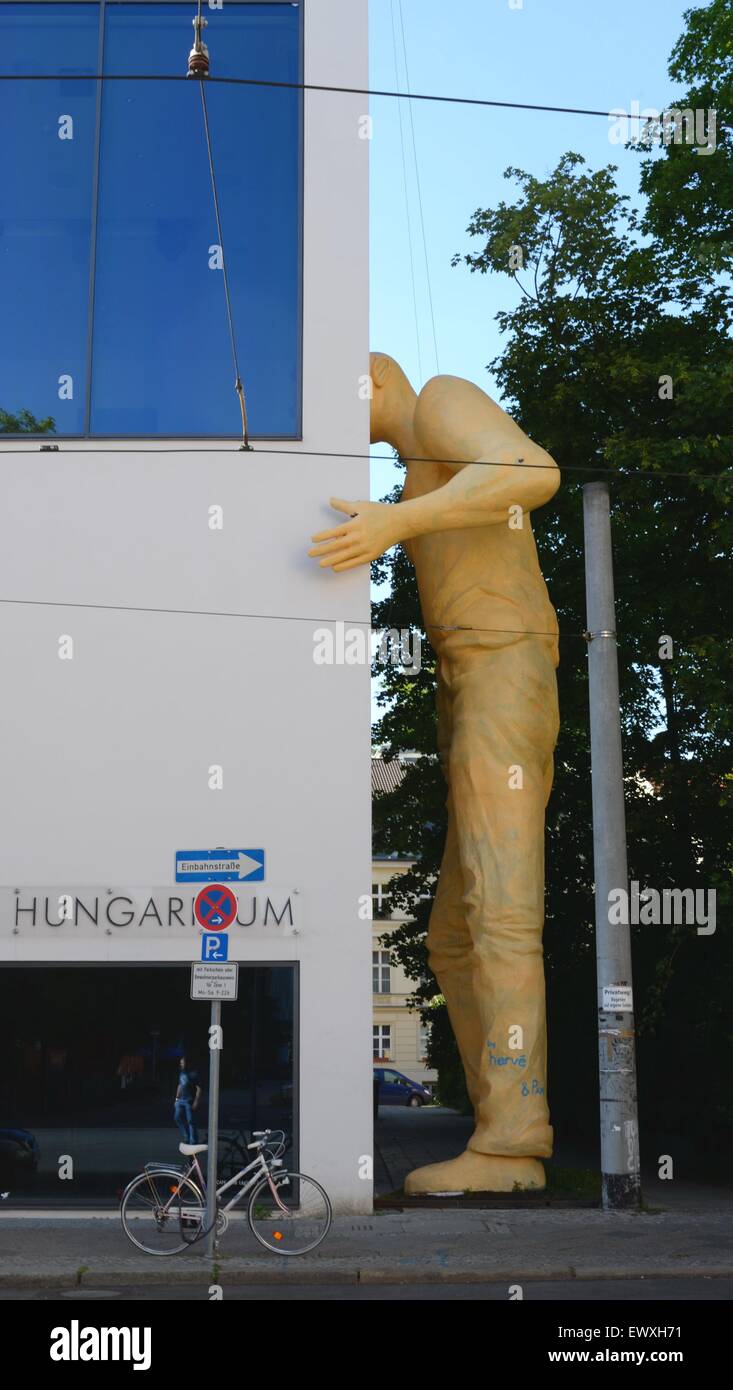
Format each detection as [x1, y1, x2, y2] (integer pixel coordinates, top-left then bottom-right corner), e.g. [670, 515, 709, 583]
[201, 932, 229, 962]
[176, 848, 265, 883]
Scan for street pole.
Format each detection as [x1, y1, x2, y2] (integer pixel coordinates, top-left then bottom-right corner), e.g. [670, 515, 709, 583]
[582, 481, 642, 1210]
[206, 1000, 221, 1258]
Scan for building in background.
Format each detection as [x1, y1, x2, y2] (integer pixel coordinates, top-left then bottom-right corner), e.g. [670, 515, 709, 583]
[371, 757, 437, 1092]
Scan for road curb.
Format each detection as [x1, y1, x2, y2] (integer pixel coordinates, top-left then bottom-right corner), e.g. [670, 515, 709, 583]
[1, 1263, 732, 1289]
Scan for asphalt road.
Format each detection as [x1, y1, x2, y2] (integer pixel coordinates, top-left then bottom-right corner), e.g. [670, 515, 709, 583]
[3, 1278, 732, 1301]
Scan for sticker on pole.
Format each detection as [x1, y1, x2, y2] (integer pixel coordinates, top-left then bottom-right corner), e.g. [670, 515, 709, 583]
[602, 984, 633, 1012]
[194, 883, 237, 931]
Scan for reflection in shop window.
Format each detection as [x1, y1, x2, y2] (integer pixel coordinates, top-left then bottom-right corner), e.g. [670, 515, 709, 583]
[0, 964, 296, 1200]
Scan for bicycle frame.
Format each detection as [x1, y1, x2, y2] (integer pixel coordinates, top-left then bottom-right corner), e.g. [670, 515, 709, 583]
[160, 1147, 290, 1221]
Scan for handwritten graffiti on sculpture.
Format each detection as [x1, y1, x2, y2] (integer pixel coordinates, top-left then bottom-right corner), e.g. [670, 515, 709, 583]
[486, 1040, 527, 1069]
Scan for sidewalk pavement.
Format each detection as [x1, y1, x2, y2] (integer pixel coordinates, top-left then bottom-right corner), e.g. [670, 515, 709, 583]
[2, 1107, 732, 1287]
[1, 1202, 733, 1288]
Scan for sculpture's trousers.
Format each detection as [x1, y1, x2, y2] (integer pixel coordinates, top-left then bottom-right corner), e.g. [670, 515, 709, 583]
[427, 634, 559, 1158]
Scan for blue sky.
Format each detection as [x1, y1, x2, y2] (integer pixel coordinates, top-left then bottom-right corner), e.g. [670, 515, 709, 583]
[368, 0, 694, 503]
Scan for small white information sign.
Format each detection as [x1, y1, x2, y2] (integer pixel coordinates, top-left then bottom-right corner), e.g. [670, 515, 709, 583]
[190, 962, 239, 1001]
[602, 984, 633, 1012]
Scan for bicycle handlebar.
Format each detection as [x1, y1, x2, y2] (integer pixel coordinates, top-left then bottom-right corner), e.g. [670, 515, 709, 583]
[247, 1128, 287, 1154]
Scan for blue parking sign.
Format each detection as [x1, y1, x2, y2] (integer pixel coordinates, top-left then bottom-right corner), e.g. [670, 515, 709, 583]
[201, 932, 229, 962]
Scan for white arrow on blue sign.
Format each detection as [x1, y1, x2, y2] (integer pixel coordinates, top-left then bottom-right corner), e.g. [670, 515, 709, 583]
[201, 932, 229, 962]
[176, 848, 265, 883]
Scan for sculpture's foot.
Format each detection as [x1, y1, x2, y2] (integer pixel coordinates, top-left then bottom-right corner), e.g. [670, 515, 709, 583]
[403, 1149, 545, 1195]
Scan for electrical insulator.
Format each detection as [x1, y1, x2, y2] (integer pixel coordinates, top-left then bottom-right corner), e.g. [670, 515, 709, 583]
[187, 14, 210, 78]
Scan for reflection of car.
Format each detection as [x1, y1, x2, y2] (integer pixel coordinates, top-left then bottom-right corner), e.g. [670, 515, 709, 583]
[0, 1127, 40, 1179]
[373, 1068, 431, 1108]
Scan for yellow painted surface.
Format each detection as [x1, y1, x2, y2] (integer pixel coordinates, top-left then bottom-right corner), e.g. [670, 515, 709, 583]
[311, 356, 561, 1192]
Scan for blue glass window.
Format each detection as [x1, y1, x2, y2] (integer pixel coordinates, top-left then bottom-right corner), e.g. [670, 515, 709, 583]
[0, 1, 302, 437]
[0, 3, 99, 435]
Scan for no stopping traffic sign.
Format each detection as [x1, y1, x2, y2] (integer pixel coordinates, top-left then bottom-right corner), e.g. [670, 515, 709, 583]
[194, 882, 238, 930]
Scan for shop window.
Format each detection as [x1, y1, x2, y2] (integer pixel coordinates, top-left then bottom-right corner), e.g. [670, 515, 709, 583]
[0, 964, 296, 1200]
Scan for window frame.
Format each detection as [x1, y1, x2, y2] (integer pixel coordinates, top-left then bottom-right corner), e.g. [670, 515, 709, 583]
[372, 1024, 391, 1062]
[0, 0, 304, 441]
[372, 948, 391, 995]
[371, 882, 392, 919]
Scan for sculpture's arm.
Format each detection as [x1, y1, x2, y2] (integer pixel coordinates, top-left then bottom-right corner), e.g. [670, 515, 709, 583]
[395, 441, 560, 536]
[309, 442, 559, 573]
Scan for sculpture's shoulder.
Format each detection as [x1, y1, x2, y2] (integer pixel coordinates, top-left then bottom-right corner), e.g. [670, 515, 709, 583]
[414, 375, 522, 462]
[416, 373, 503, 417]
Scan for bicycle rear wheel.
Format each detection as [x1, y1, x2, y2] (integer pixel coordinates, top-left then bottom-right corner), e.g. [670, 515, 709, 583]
[247, 1170, 332, 1255]
[120, 1169, 204, 1255]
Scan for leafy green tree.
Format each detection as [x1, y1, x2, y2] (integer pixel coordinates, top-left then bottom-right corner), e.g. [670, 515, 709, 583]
[637, 0, 733, 284]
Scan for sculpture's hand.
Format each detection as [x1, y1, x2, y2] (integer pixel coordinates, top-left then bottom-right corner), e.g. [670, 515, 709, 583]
[309, 498, 401, 571]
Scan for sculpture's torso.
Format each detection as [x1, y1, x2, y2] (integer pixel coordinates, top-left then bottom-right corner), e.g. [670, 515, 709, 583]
[400, 376, 559, 652]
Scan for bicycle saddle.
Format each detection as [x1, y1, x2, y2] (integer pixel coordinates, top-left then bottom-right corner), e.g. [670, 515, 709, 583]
[179, 1142, 208, 1155]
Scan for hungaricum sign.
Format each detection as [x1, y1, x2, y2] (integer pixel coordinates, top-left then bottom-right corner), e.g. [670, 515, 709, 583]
[1, 889, 299, 937]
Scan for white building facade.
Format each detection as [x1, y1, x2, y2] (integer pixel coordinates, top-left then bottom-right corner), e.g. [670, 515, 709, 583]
[0, 0, 372, 1212]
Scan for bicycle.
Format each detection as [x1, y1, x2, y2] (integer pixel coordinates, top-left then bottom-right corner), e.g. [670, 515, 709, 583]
[119, 1129, 332, 1257]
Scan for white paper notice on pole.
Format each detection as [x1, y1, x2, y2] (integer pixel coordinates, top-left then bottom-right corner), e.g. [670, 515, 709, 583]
[191, 962, 239, 1001]
[603, 983, 633, 1012]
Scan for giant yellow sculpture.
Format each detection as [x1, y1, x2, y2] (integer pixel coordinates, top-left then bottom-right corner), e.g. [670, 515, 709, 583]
[309, 354, 561, 1192]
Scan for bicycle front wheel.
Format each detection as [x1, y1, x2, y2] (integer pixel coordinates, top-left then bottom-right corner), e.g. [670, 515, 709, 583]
[247, 1170, 332, 1256]
[120, 1169, 204, 1256]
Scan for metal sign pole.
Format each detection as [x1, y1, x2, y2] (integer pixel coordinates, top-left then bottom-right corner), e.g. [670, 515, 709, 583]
[206, 1000, 221, 1258]
[190, 879, 238, 1258]
[583, 480, 642, 1210]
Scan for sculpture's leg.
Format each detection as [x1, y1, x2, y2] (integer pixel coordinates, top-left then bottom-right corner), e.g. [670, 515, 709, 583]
[426, 797, 484, 1113]
[424, 665, 485, 1113]
[405, 636, 559, 1195]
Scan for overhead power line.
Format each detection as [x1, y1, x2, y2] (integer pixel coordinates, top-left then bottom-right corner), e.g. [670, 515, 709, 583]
[396, 0, 440, 377]
[391, 0, 423, 383]
[197, 79, 252, 451]
[184, 3, 252, 448]
[0, 442, 730, 486]
[0, 596, 728, 650]
[0, 594, 575, 639]
[0, 72, 645, 121]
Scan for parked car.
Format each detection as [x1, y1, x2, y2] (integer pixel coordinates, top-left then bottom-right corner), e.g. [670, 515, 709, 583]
[373, 1067, 432, 1108]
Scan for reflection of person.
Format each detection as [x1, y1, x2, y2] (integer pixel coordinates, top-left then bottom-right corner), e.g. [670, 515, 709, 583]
[309, 354, 561, 1193]
[173, 1055, 202, 1144]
